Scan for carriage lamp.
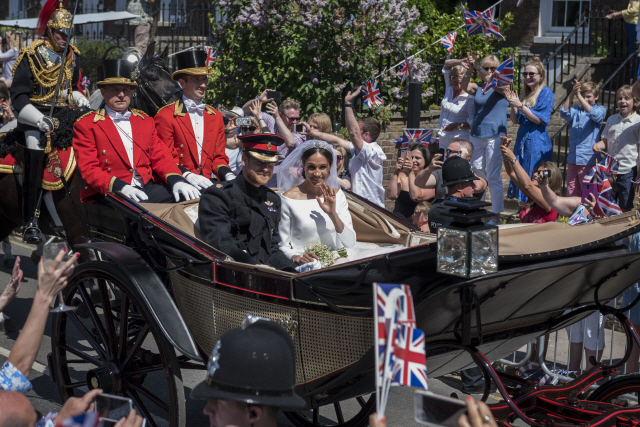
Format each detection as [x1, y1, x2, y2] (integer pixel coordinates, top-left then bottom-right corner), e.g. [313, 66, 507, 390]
[436, 197, 499, 278]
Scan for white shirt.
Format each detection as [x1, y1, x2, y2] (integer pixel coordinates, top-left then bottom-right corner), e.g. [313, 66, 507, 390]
[349, 141, 386, 207]
[602, 112, 640, 175]
[226, 147, 242, 175]
[278, 190, 356, 260]
[105, 106, 143, 187]
[439, 67, 475, 139]
[183, 96, 204, 164]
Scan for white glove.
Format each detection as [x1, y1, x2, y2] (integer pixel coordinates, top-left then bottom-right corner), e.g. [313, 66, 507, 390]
[37, 119, 53, 133]
[18, 104, 45, 129]
[184, 172, 213, 189]
[121, 185, 149, 202]
[225, 172, 236, 181]
[173, 181, 201, 202]
[72, 91, 90, 108]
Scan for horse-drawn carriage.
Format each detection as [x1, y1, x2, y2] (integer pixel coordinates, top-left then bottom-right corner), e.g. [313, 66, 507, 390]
[45, 185, 640, 427]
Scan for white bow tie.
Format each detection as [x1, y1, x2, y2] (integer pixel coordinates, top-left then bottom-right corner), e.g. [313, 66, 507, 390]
[184, 99, 205, 115]
[108, 110, 132, 121]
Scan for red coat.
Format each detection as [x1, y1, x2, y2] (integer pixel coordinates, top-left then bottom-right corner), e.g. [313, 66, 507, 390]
[154, 99, 230, 179]
[73, 108, 183, 202]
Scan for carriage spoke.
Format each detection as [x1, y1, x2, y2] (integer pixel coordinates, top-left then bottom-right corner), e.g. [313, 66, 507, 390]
[59, 344, 101, 366]
[334, 403, 345, 424]
[117, 294, 130, 362]
[64, 381, 87, 389]
[126, 389, 159, 427]
[122, 325, 150, 368]
[98, 280, 118, 355]
[66, 311, 108, 361]
[356, 396, 366, 407]
[313, 408, 319, 424]
[127, 382, 170, 413]
[77, 282, 112, 356]
[125, 364, 164, 376]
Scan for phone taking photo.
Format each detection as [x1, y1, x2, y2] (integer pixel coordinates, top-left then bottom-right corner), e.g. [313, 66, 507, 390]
[414, 390, 467, 427]
[581, 182, 599, 204]
[95, 393, 133, 423]
[500, 136, 511, 147]
[294, 123, 305, 133]
[266, 90, 282, 100]
[437, 148, 445, 157]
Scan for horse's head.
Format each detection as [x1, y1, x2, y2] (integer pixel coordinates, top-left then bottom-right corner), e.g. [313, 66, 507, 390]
[131, 42, 183, 117]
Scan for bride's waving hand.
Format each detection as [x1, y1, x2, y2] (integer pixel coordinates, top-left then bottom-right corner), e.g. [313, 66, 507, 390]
[316, 184, 345, 233]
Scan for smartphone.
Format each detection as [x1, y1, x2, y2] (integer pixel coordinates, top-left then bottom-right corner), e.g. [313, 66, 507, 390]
[437, 148, 445, 157]
[95, 393, 133, 423]
[401, 150, 408, 159]
[500, 136, 510, 147]
[581, 182, 599, 203]
[414, 390, 467, 427]
[266, 90, 282, 100]
[294, 123, 305, 133]
[235, 117, 252, 127]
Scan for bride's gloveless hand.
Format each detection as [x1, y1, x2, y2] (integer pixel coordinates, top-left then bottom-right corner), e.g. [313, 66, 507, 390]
[317, 183, 337, 215]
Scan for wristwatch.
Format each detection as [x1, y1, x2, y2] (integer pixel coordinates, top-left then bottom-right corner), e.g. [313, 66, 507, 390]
[510, 158, 517, 165]
[344, 103, 353, 108]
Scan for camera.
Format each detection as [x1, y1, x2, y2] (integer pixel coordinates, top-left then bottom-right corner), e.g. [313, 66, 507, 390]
[235, 117, 252, 127]
[541, 170, 551, 178]
[294, 124, 305, 133]
[266, 90, 282, 100]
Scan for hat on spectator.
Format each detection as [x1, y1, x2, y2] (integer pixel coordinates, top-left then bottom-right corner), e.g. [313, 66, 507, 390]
[241, 134, 284, 163]
[221, 107, 245, 119]
[97, 59, 138, 87]
[172, 49, 214, 80]
[441, 156, 479, 187]
[190, 318, 306, 409]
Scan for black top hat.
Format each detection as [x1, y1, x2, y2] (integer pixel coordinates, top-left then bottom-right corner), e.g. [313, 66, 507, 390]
[441, 156, 479, 187]
[190, 319, 306, 409]
[240, 134, 285, 163]
[172, 49, 214, 80]
[97, 59, 138, 87]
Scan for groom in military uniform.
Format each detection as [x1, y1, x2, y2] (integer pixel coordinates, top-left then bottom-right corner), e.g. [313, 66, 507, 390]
[198, 134, 297, 271]
[11, 0, 90, 243]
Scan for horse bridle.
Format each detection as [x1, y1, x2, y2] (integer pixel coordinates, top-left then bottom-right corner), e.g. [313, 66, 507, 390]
[131, 61, 183, 113]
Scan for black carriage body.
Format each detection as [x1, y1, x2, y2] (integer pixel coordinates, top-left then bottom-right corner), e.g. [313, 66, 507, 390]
[76, 191, 640, 410]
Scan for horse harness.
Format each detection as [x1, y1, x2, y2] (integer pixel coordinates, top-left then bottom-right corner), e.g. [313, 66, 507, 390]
[132, 61, 183, 113]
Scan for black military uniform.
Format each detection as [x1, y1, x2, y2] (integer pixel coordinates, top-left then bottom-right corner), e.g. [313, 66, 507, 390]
[198, 134, 297, 271]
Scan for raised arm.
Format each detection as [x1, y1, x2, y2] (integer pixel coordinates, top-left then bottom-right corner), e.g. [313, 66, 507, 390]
[539, 179, 582, 216]
[299, 122, 350, 151]
[408, 171, 436, 201]
[500, 145, 552, 211]
[414, 153, 443, 188]
[344, 87, 364, 153]
[386, 156, 408, 200]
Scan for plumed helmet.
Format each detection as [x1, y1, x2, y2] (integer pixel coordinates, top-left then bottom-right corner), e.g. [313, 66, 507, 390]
[37, 0, 73, 52]
[190, 316, 306, 409]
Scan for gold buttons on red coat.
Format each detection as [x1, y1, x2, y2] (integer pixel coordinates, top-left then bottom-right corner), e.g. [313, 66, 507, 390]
[180, 144, 184, 148]
[105, 159, 109, 164]
[107, 168, 111, 172]
[129, 168, 133, 173]
[180, 154, 184, 158]
[102, 150, 106, 155]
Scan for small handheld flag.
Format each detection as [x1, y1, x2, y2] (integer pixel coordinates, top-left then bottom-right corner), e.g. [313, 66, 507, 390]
[582, 153, 622, 217]
[482, 57, 514, 94]
[399, 58, 413, 85]
[463, 8, 484, 36]
[438, 31, 457, 54]
[205, 46, 216, 67]
[81, 76, 90, 87]
[362, 79, 384, 108]
[400, 129, 435, 150]
[480, 11, 504, 39]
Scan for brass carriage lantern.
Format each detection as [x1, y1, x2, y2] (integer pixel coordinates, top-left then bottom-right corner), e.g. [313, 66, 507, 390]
[436, 197, 499, 278]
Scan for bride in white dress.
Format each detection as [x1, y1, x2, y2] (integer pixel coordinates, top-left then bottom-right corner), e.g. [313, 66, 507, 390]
[277, 140, 356, 269]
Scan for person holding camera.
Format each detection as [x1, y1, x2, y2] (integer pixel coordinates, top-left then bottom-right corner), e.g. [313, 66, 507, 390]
[500, 142, 560, 223]
[155, 49, 233, 186]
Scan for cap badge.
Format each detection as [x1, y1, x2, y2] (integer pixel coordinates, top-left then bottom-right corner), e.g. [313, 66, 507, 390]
[206, 340, 222, 378]
[216, 183, 223, 188]
[267, 142, 272, 150]
[265, 201, 273, 206]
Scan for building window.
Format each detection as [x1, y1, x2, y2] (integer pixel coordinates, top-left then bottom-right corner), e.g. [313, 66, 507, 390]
[535, 0, 590, 43]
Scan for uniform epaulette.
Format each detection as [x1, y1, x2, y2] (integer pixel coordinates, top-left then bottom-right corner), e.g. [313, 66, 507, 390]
[12, 40, 44, 77]
[131, 109, 148, 119]
[70, 44, 81, 56]
[205, 105, 217, 115]
[75, 111, 94, 122]
[157, 101, 176, 115]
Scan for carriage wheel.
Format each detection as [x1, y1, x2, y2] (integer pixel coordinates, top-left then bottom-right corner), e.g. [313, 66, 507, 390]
[51, 261, 186, 427]
[587, 373, 640, 406]
[284, 393, 376, 427]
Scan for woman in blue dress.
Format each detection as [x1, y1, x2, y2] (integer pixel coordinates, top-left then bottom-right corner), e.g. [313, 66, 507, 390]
[504, 58, 554, 203]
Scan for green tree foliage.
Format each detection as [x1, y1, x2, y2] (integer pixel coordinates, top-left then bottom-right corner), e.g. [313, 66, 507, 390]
[74, 38, 124, 91]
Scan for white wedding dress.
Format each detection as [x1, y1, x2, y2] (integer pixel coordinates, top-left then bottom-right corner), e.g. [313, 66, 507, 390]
[279, 190, 356, 260]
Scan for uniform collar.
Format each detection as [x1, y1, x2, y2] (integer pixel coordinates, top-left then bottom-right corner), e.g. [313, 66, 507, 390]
[236, 174, 267, 201]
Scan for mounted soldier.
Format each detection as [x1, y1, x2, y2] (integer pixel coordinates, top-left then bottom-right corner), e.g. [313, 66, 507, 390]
[11, 0, 90, 243]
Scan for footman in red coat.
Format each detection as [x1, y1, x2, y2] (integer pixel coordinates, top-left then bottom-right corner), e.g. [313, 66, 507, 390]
[73, 59, 201, 203]
[154, 49, 232, 190]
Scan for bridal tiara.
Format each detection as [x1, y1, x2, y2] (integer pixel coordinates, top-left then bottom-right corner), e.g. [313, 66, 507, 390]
[301, 140, 334, 153]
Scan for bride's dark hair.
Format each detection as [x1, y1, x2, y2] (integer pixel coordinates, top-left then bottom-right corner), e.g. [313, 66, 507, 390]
[301, 147, 333, 178]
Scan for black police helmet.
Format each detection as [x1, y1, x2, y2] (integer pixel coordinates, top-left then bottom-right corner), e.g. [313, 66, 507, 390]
[441, 155, 479, 187]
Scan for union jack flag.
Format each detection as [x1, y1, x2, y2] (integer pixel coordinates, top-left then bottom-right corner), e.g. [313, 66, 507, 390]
[582, 153, 622, 217]
[485, 5, 496, 19]
[517, 0, 524, 7]
[391, 323, 428, 389]
[482, 57, 514, 94]
[399, 58, 413, 85]
[438, 31, 457, 54]
[81, 76, 90, 87]
[479, 12, 504, 39]
[400, 129, 434, 150]
[205, 46, 216, 67]
[362, 79, 384, 108]
[463, 9, 484, 36]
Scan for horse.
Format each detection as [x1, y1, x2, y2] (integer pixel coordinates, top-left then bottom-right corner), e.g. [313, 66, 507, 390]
[0, 42, 183, 262]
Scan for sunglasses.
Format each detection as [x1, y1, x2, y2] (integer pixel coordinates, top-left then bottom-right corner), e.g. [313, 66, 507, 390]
[483, 67, 497, 72]
[523, 72, 539, 77]
[446, 149, 460, 156]
[285, 115, 300, 122]
[242, 126, 257, 131]
[336, 155, 343, 160]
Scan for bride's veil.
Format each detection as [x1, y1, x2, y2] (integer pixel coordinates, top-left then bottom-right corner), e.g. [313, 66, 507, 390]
[277, 140, 339, 194]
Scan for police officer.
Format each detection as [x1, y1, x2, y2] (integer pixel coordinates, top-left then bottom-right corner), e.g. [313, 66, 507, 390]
[191, 317, 306, 427]
[198, 133, 297, 271]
